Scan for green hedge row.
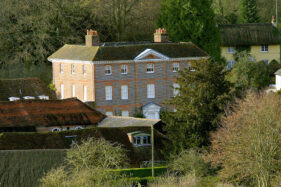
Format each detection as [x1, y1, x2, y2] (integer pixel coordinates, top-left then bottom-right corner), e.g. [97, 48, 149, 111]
[110, 166, 168, 178]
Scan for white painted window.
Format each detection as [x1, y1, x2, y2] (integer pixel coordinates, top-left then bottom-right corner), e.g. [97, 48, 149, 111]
[8, 97, 20, 101]
[83, 65, 86, 75]
[105, 86, 112, 100]
[71, 64, 75, 74]
[121, 64, 128, 74]
[60, 64, 64, 73]
[105, 65, 112, 75]
[173, 83, 180, 97]
[72, 85, 76, 97]
[83, 86, 87, 101]
[121, 85, 128, 100]
[146, 63, 154, 73]
[121, 110, 129, 117]
[227, 47, 235, 54]
[132, 135, 151, 145]
[38, 95, 49, 100]
[227, 61, 235, 70]
[173, 62, 180, 72]
[23, 96, 35, 100]
[261, 45, 269, 52]
[147, 84, 155, 98]
[105, 111, 113, 116]
[61, 84, 64, 99]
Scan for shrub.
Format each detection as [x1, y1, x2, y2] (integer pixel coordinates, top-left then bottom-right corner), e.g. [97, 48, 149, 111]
[210, 92, 281, 186]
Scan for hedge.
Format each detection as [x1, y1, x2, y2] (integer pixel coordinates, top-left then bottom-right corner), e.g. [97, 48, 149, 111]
[110, 166, 168, 178]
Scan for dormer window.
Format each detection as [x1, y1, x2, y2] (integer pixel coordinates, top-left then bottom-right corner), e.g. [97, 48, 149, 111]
[128, 131, 152, 146]
[261, 45, 269, 52]
[146, 63, 154, 73]
[227, 47, 235, 54]
[105, 65, 112, 75]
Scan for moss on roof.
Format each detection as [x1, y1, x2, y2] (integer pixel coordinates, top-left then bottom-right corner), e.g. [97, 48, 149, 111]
[48, 44, 99, 61]
[48, 42, 208, 62]
[0, 78, 57, 101]
[275, 68, 281, 76]
[98, 116, 160, 128]
[219, 23, 281, 46]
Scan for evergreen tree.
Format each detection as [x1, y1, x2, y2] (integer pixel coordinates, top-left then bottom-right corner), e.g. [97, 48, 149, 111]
[240, 0, 260, 23]
[157, 0, 221, 60]
[161, 59, 230, 156]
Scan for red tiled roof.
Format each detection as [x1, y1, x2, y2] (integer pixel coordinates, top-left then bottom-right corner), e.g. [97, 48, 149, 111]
[0, 98, 105, 127]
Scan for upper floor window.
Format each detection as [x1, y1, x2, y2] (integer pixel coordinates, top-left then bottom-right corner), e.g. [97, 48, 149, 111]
[121, 85, 128, 100]
[173, 62, 180, 72]
[121, 64, 128, 74]
[71, 64, 75, 74]
[188, 62, 195, 72]
[227, 61, 235, 70]
[261, 45, 269, 52]
[133, 135, 151, 145]
[60, 64, 64, 73]
[121, 110, 129, 117]
[146, 63, 154, 73]
[83, 65, 87, 75]
[173, 83, 180, 97]
[227, 47, 235, 54]
[105, 86, 112, 100]
[60, 84, 64, 99]
[147, 84, 155, 98]
[105, 65, 112, 75]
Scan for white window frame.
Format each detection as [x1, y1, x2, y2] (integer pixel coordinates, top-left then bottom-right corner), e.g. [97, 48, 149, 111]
[173, 83, 180, 97]
[261, 45, 269, 52]
[121, 85, 128, 100]
[146, 63, 154, 73]
[227, 47, 235, 54]
[83, 86, 87, 101]
[105, 65, 112, 75]
[105, 111, 113, 116]
[71, 64, 75, 74]
[72, 85, 76, 97]
[121, 110, 129, 117]
[60, 64, 64, 74]
[83, 65, 86, 75]
[147, 84, 155, 98]
[172, 62, 180, 72]
[132, 135, 151, 146]
[61, 84, 64, 99]
[121, 64, 128, 74]
[105, 86, 112, 100]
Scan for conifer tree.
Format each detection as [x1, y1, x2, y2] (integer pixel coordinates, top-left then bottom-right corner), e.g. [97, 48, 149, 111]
[240, 0, 260, 23]
[161, 59, 230, 156]
[157, 0, 221, 60]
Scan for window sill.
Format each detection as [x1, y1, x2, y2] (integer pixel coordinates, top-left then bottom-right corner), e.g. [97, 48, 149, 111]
[133, 144, 151, 147]
[105, 99, 112, 101]
[121, 98, 128, 100]
[146, 72, 154, 74]
[121, 73, 128, 75]
[105, 74, 112, 76]
[173, 70, 179, 73]
[260, 51, 269, 53]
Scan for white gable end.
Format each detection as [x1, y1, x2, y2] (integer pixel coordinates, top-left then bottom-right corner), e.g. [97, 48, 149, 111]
[134, 49, 169, 61]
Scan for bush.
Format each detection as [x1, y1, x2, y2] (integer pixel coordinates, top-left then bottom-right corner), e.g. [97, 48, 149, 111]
[110, 166, 168, 178]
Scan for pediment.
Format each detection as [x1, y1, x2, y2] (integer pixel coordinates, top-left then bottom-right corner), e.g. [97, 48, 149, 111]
[142, 102, 162, 110]
[134, 49, 169, 61]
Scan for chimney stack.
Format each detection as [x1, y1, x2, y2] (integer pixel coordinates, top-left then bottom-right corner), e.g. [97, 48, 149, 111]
[85, 29, 99, 46]
[154, 28, 169, 43]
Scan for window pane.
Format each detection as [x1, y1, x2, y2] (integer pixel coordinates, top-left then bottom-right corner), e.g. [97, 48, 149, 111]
[173, 83, 179, 97]
[121, 64, 127, 74]
[137, 137, 141, 144]
[121, 85, 128, 100]
[147, 84, 155, 98]
[173, 63, 179, 72]
[83, 86, 87, 101]
[147, 136, 151, 144]
[83, 65, 86, 75]
[105, 111, 113, 116]
[133, 137, 136, 144]
[72, 64, 75, 74]
[147, 63, 154, 73]
[105, 65, 112, 75]
[105, 86, 112, 100]
[60, 64, 63, 73]
[143, 136, 147, 144]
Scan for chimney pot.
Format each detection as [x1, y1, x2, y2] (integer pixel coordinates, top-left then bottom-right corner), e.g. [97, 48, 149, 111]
[85, 29, 99, 46]
[154, 28, 169, 43]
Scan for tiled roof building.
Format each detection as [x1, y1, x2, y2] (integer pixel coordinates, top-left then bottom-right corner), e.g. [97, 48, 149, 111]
[49, 29, 208, 119]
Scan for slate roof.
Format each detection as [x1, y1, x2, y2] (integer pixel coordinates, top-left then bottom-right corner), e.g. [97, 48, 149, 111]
[0, 78, 57, 101]
[219, 23, 281, 46]
[275, 68, 281, 76]
[48, 42, 208, 62]
[98, 116, 160, 128]
[0, 98, 106, 128]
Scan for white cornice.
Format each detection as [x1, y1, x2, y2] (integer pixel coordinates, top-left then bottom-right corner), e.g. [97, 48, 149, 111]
[48, 58, 92, 64]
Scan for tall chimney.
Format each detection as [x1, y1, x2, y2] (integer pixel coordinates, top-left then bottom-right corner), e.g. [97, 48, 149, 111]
[85, 29, 99, 46]
[154, 28, 169, 43]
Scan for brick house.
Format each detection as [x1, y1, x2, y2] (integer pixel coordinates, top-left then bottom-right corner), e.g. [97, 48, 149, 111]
[48, 29, 208, 119]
